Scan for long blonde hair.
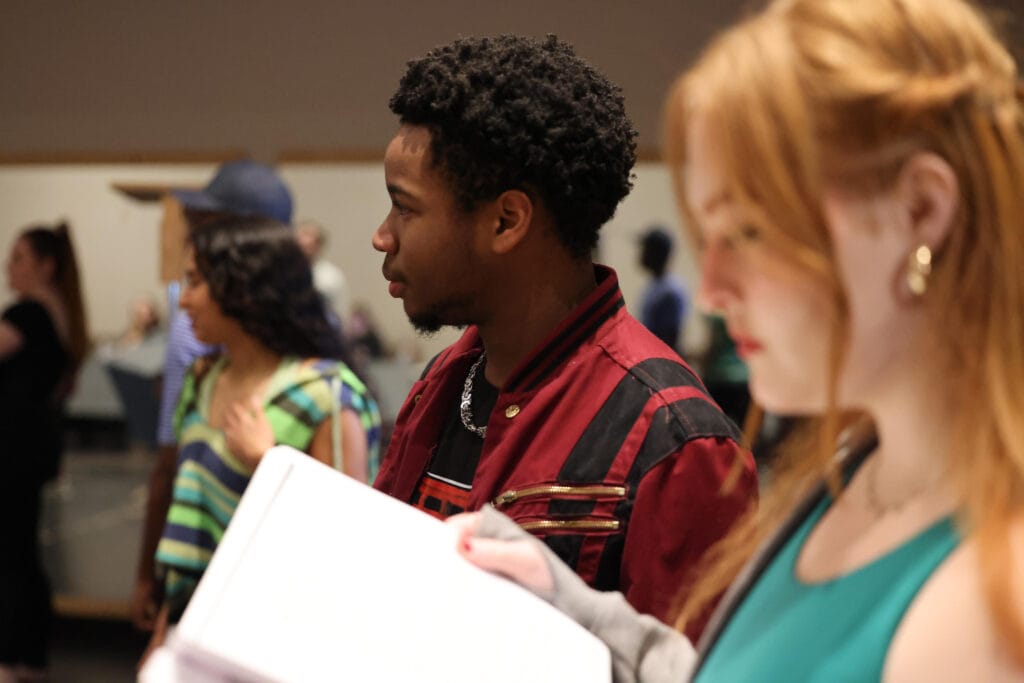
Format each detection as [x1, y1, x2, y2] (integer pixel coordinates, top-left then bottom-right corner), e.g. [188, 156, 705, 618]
[666, 0, 1024, 661]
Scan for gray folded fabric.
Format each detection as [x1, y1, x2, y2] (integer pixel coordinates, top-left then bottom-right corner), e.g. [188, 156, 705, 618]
[475, 505, 696, 683]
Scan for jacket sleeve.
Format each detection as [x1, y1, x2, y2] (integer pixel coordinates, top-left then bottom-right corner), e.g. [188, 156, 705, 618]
[475, 506, 697, 683]
[620, 435, 757, 641]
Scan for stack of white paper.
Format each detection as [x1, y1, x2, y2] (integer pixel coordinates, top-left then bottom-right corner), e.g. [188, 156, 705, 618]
[140, 446, 611, 683]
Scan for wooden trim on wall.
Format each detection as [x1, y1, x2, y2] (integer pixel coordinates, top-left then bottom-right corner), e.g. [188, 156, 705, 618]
[53, 594, 130, 620]
[0, 147, 664, 165]
[110, 182, 204, 202]
[276, 149, 385, 163]
[277, 147, 664, 164]
[636, 148, 662, 163]
[0, 150, 248, 165]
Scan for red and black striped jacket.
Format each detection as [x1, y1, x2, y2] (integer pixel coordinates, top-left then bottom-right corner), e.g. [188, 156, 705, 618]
[375, 266, 757, 640]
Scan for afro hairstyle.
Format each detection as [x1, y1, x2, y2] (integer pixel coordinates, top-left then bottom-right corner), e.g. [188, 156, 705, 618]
[389, 34, 637, 258]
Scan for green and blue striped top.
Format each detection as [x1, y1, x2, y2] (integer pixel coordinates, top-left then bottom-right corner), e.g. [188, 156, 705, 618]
[156, 355, 381, 621]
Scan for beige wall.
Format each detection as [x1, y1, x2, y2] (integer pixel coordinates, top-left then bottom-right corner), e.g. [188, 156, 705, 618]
[0, 1, 750, 359]
[2, 0, 1018, 357]
[0, 162, 703, 362]
[0, 163, 212, 335]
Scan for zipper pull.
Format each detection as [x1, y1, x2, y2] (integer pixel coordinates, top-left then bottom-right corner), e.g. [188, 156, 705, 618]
[493, 489, 518, 508]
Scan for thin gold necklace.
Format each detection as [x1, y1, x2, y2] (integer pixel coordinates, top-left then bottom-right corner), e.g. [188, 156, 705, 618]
[864, 456, 946, 516]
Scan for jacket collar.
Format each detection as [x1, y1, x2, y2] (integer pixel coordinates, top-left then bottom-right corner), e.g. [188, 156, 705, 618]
[501, 264, 624, 393]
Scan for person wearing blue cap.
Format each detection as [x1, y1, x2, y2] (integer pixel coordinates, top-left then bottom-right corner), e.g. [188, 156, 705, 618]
[130, 160, 296, 632]
[169, 160, 294, 225]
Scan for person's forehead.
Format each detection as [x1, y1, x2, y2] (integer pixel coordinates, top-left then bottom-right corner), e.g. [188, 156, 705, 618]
[385, 124, 454, 200]
[385, 125, 432, 169]
[683, 115, 732, 221]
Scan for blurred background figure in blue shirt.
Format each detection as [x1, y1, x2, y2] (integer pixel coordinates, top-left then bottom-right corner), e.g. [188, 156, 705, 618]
[637, 225, 688, 353]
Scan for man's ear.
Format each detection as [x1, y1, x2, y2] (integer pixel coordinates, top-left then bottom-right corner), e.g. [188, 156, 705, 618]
[489, 189, 533, 254]
[894, 152, 959, 253]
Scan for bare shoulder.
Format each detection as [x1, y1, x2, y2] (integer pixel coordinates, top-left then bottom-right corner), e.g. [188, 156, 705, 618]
[885, 517, 1024, 682]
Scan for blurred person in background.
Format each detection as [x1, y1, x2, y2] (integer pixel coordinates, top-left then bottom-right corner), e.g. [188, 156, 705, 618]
[699, 315, 750, 431]
[96, 295, 167, 453]
[140, 216, 381, 664]
[132, 160, 299, 631]
[296, 220, 351, 329]
[637, 225, 689, 353]
[346, 302, 389, 364]
[97, 294, 165, 376]
[111, 296, 161, 351]
[0, 222, 88, 683]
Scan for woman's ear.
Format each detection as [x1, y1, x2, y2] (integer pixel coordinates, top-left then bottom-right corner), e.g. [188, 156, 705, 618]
[895, 152, 959, 254]
[489, 189, 534, 254]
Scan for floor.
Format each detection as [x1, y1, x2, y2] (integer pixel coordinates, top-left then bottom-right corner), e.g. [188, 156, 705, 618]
[38, 442, 153, 682]
[49, 618, 149, 683]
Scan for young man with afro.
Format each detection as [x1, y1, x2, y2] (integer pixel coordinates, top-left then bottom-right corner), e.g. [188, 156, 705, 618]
[372, 34, 756, 638]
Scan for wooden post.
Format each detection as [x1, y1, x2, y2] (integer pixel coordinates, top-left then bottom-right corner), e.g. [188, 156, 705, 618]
[159, 194, 187, 283]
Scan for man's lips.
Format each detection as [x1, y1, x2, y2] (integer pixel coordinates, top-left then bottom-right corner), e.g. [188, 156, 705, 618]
[382, 265, 405, 298]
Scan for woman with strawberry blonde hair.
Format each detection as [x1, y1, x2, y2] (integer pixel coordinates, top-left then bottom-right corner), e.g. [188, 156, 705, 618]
[450, 0, 1024, 679]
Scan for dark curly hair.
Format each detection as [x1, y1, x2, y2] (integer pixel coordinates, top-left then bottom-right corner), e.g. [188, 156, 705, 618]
[389, 34, 637, 258]
[187, 216, 348, 361]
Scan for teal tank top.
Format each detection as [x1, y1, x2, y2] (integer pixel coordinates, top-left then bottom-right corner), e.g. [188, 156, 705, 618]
[695, 496, 959, 682]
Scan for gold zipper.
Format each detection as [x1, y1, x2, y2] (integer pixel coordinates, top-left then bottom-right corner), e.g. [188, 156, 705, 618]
[520, 519, 621, 532]
[493, 484, 626, 509]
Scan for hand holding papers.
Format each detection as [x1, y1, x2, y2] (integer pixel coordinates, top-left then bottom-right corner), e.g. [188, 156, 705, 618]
[140, 446, 610, 683]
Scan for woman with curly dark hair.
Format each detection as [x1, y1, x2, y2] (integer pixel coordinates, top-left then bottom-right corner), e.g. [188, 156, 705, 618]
[143, 216, 381, 658]
[0, 222, 88, 682]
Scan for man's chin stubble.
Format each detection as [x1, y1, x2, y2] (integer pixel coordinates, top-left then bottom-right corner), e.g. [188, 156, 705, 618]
[409, 309, 472, 336]
[408, 302, 472, 337]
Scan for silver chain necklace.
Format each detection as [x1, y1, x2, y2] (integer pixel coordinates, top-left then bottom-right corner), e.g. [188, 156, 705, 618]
[460, 352, 488, 438]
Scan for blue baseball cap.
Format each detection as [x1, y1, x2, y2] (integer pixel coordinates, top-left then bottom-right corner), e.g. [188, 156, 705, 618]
[172, 160, 293, 224]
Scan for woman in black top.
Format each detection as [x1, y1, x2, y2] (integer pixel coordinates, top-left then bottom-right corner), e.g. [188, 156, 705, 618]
[0, 222, 88, 681]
